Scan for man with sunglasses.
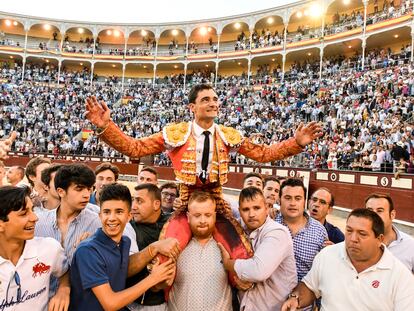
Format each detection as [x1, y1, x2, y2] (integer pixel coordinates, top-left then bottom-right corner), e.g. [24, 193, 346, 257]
[308, 187, 344, 245]
[0, 186, 69, 311]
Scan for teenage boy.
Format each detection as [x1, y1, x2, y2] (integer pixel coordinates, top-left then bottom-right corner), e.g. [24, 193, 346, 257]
[70, 183, 178, 311]
[35, 164, 102, 295]
[0, 186, 70, 311]
[39, 164, 64, 211]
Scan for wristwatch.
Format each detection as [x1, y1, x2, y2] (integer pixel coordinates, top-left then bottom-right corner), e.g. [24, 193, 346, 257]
[288, 293, 299, 300]
[288, 292, 300, 306]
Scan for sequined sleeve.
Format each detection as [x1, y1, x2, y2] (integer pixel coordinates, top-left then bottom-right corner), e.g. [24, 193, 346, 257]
[98, 121, 166, 158]
[238, 137, 303, 163]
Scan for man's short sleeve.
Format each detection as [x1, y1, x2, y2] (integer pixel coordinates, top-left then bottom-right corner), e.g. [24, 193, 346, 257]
[73, 245, 109, 290]
[302, 250, 323, 299]
[124, 223, 139, 255]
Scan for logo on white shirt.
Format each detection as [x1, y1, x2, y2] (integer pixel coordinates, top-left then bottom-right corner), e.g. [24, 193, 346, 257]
[32, 261, 50, 278]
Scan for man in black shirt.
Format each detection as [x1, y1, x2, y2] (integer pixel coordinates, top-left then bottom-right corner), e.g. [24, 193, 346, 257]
[308, 187, 344, 245]
[127, 183, 170, 311]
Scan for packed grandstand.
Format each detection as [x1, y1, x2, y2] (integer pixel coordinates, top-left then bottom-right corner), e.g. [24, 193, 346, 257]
[0, 1, 414, 311]
[0, 0, 413, 173]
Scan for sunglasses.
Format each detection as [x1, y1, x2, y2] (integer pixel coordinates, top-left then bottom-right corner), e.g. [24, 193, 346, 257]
[6, 271, 22, 302]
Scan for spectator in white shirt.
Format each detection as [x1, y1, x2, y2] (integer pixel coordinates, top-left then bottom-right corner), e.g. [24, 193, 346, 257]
[281, 209, 414, 311]
[365, 193, 414, 273]
[0, 186, 69, 311]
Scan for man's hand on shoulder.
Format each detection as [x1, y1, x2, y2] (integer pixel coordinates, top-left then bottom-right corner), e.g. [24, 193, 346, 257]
[153, 238, 180, 261]
[234, 276, 254, 291]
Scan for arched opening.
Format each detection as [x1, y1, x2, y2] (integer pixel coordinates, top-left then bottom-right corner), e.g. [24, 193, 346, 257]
[127, 29, 155, 56]
[61, 59, 92, 85]
[251, 54, 283, 83]
[365, 26, 411, 69]
[62, 27, 94, 54]
[0, 19, 25, 48]
[155, 63, 185, 86]
[324, 0, 364, 36]
[287, 5, 323, 44]
[27, 23, 61, 52]
[366, 0, 412, 25]
[158, 28, 186, 56]
[0, 53, 23, 83]
[25, 56, 59, 83]
[94, 62, 123, 86]
[217, 58, 248, 80]
[96, 28, 125, 56]
[125, 62, 154, 81]
[220, 21, 250, 52]
[188, 26, 218, 55]
[252, 15, 284, 49]
[187, 61, 216, 85]
[285, 47, 320, 81]
[323, 39, 362, 76]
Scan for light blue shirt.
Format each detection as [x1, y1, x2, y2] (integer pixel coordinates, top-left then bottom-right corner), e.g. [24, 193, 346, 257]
[35, 206, 101, 295]
[388, 225, 414, 273]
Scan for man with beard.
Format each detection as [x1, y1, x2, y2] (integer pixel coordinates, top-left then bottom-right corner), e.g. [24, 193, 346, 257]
[127, 183, 171, 311]
[168, 191, 232, 311]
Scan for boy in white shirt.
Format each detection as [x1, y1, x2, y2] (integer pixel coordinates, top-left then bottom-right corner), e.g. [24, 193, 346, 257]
[0, 186, 69, 311]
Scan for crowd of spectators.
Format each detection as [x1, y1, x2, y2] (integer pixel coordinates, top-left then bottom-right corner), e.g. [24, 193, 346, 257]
[1, 44, 413, 174]
[251, 29, 283, 49]
[367, 0, 412, 24]
[324, 10, 364, 36]
[0, 1, 410, 58]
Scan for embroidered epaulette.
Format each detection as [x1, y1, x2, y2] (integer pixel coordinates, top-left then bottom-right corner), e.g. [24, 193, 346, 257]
[217, 125, 243, 148]
[162, 122, 192, 147]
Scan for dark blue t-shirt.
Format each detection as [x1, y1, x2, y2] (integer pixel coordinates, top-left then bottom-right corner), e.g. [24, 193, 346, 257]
[324, 220, 345, 244]
[69, 228, 131, 311]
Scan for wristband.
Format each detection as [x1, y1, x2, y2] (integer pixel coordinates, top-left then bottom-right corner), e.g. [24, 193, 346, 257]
[148, 245, 155, 258]
[288, 292, 300, 307]
[96, 123, 110, 135]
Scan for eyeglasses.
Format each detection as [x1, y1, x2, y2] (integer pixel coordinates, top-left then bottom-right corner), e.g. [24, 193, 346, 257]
[6, 271, 22, 302]
[161, 192, 177, 198]
[310, 197, 329, 206]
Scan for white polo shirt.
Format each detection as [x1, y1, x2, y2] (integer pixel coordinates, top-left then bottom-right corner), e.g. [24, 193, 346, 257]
[0, 237, 68, 311]
[302, 242, 414, 311]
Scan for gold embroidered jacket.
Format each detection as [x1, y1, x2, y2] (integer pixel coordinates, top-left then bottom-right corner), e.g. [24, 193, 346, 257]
[99, 121, 303, 185]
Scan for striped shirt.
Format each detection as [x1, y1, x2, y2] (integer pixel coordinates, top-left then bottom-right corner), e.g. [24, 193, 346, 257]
[276, 213, 328, 281]
[35, 206, 101, 296]
[35, 207, 102, 263]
